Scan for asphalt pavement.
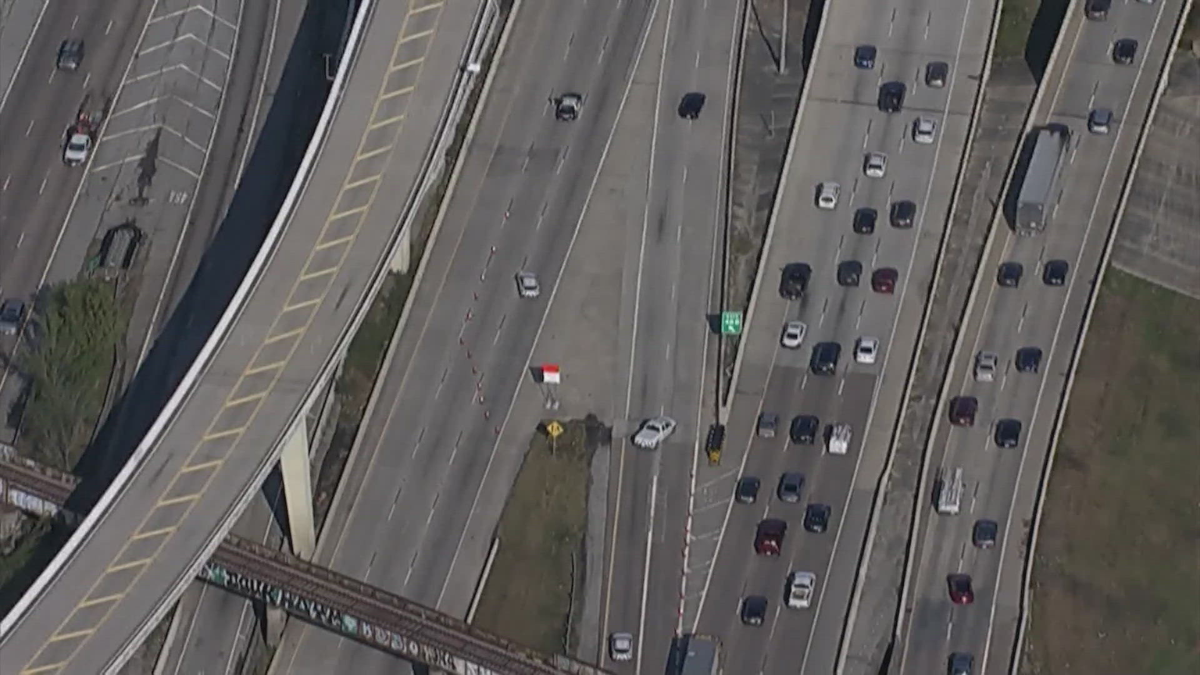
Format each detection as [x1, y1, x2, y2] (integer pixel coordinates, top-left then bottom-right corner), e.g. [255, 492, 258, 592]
[681, 0, 994, 673]
[895, 1, 1187, 673]
[596, 0, 742, 673]
[0, 0, 474, 671]
[267, 1, 673, 673]
[0, 0, 154, 440]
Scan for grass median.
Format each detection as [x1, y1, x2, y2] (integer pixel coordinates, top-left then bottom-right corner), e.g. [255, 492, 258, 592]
[1023, 270, 1200, 675]
[472, 416, 606, 655]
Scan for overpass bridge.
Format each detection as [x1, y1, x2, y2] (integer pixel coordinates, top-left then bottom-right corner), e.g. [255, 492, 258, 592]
[0, 452, 609, 675]
[0, 0, 517, 672]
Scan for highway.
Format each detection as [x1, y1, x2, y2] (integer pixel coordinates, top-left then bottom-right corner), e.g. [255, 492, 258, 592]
[0, 0, 476, 672]
[0, 0, 153, 439]
[681, 0, 994, 672]
[895, 0, 1186, 673]
[268, 0, 668, 673]
[595, 0, 742, 673]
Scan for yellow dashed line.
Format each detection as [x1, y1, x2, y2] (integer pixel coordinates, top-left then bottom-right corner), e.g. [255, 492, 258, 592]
[281, 297, 322, 313]
[262, 326, 306, 345]
[379, 86, 414, 101]
[106, 558, 151, 574]
[410, 1, 443, 14]
[299, 266, 339, 282]
[314, 235, 355, 251]
[156, 494, 201, 508]
[129, 526, 175, 542]
[390, 57, 423, 72]
[399, 28, 435, 43]
[354, 145, 393, 162]
[329, 204, 371, 219]
[225, 390, 268, 408]
[23, 662, 67, 674]
[368, 113, 405, 130]
[77, 593, 124, 610]
[47, 628, 94, 643]
[180, 459, 224, 474]
[244, 360, 287, 376]
[343, 175, 381, 190]
[201, 427, 242, 442]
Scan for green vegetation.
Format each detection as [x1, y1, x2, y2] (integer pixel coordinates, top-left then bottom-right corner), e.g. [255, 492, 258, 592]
[17, 280, 123, 471]
[1024, 270, 1200, 675]
[473, 416, 602, 655]
[995, 0, 1039, 60]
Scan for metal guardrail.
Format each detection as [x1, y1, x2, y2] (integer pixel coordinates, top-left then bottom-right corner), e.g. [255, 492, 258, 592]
[0, 455, 610, 675]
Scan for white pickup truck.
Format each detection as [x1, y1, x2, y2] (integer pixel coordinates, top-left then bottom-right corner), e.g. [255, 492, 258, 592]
[826, 422, 851, 455]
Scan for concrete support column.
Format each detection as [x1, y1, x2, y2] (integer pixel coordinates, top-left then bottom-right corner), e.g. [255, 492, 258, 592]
[263, 604, 287, 648]
[389, 225, 411, 274]
[279, 416, 316, 560]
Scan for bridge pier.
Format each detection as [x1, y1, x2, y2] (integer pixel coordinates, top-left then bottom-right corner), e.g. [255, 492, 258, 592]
[279, 416, 316, 560]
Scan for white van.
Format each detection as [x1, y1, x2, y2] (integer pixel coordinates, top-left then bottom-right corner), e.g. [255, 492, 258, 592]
[826, 423, 851, 455]
[936, 467, 964, 515]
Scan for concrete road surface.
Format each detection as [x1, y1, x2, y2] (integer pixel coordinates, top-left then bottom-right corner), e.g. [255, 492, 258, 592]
[0, 0, 154, 440]
[268, 1, 676, 673]
[895, 1, 1186, 673]
[683, 0, 994, 673]
[0, 0, 473, 672]
[596, 0, 742, 673]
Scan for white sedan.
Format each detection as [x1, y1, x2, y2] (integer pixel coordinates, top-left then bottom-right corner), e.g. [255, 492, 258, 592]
[913, 116, 937, 145]
[787, 571, 816, 609]
[780, 320, 807, 349]
[633, 416, 676, 449]
[974, 350, 999, 382]
[864, 152, 887, 178]
[515, 271, 540, 298]
[854, 336, 879, 364]
[609, 632, 634, 661]
[816, 182, 840, 210]
[63, 132, 92, 165]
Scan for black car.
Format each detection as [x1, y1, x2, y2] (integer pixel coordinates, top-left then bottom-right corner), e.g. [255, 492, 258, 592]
[790, 415, 820, 444]
[1113, 38, 1138, 65]
[804, 503, 832, 533]
[854, 44, 877, 69]
[997, 261, 1024, 287]
[741, 595, 768, 625]
[948, 652, 975, 675]
[1043, 259, 1069, 285]
[925, 61, 949, 88]
[556, 93, 582, 120]
[853, 207, 877, 234]
[678, 92, 707, 119]
[1085, 0, 1111, 20]
[810, 342, 841, 376]
[890, 200, 917, 228]
[779, 262, 811, 300]
[878, 81, 906, 112]
[837, 260, 863, 287]
[994, 418, 1022, 448]
[1015, 347, 1043, 373]
[736, 476, 761, 504]
[0, 299, 25, 335]
[778, 472, 805, 503]
[972, 519, 999, 548]
[56, 39, 84, 71]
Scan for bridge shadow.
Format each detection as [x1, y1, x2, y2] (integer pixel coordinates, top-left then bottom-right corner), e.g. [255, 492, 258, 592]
[1025, 0, 1071, 83]
[0, 0, 346, 614]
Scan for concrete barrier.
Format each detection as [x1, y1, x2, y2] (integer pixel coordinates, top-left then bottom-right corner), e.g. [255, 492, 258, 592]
[1006, 1, 1196, 671]
[1, 0, 381, 641]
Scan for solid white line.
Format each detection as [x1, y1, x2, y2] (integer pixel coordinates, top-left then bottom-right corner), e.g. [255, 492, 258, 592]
[0, 0, 50, 113]
[635, 474, 658, 674]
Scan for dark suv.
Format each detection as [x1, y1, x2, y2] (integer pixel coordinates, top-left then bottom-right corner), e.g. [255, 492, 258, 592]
[925, 61, 949, 88]
[837, 260, 863, 286]
[994, 418, 1022, 448]
[948, 652, 975, 675]
[804, 503, 831, 533]
[735, 476, 761, 504]
[1043, 259, 1069, 285]
[780, 262, 811, 300]
[57, 39, 84, 71]
[949, 396, 978, 427]
[997, 262, 1024, 287]
[1085, 0, 1111, 20]
[810, 342, 841, 375]
[1015, 347, 1043, 373]
[1113, 38, 1138, 65]
[678, 92, 707, 119]
[854, 45, 877, 69]
[878, 81, 906, 112]
[755, 518, 787, 555]
[853, 207, 877, 234]
[790, 415, 820, 444]
[890, 200, 917, 228]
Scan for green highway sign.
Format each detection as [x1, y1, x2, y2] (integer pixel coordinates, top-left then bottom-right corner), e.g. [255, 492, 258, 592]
[721, 311, 743, 335]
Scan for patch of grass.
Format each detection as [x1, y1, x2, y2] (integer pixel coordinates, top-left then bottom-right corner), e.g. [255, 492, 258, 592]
[472, 417, 603, 655]
[1024, 270, 1200, 675]
[996, 0, 1039, 61]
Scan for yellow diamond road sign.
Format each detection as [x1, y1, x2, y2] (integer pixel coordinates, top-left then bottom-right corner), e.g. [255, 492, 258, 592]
[546, 421, 565, 439]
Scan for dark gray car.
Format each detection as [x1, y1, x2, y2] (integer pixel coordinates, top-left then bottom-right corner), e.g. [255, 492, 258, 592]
[0, 299, 25, 335]
[736, 477, 761, 504]
[778, 472, 804, 503]
[972, 519, 999, 548]
[948, 652, 975, 675]
[757, 412, 779, 438]
[57, 39, 84, 71]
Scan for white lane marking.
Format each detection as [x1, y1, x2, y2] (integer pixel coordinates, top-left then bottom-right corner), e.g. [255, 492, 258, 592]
[38, 175, 47, 194]
[0, 0, 50, 113]
[1, 175, 9, 191]
[25, 119, 34, 136]
[106, 20, 113, 35]
[978, 4, 1168, 671]
[16, 232, 26, 249]
[635, 473, 658, 673]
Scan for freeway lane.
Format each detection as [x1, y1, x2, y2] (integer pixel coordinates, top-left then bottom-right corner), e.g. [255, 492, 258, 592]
[599, 0, 741, 672]
[897, 0, 1183, 673]
[685, 0, 994, 672]
[0, 0, 472, 672]
[270, 1, 662, 673]
[0, 0, 152, 438]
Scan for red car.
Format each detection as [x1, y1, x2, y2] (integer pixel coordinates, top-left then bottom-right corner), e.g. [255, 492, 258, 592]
[947, 574, 974, 604]
[872, 267, 898, 293]
[949, 396, 978, 427]
[755, 519, 787, 556]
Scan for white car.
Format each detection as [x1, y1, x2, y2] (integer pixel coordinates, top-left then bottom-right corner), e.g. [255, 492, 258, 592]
[63, 132, 92, 165]
[864, 152, 887, 178]
[633, 416, 676, 449]
[515, 271, 540, 298]
[816, 182, 840, 210]
[974, 351, 999, 382]
[780, 320, 807, 349]
[913, 116, 937, 144]
[787, 571, 816, 609]
[609, 632, 634, 661]
[854, 336, 879, 364]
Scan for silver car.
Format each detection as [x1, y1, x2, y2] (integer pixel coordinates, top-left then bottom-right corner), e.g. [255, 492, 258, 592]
[515, 271, 540, 298]
[864, 152, 887, 178]
[974, 351, 998, 382]
[633, 416, 676, 449]
[913, 116, 937, 144]
[780, 320, 807, 349]
[609, 632, 633, 661]
[816, 182, 840, 210]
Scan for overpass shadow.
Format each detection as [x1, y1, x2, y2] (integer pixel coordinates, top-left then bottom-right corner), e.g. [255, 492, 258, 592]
[1025, 0, 1071, 83]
